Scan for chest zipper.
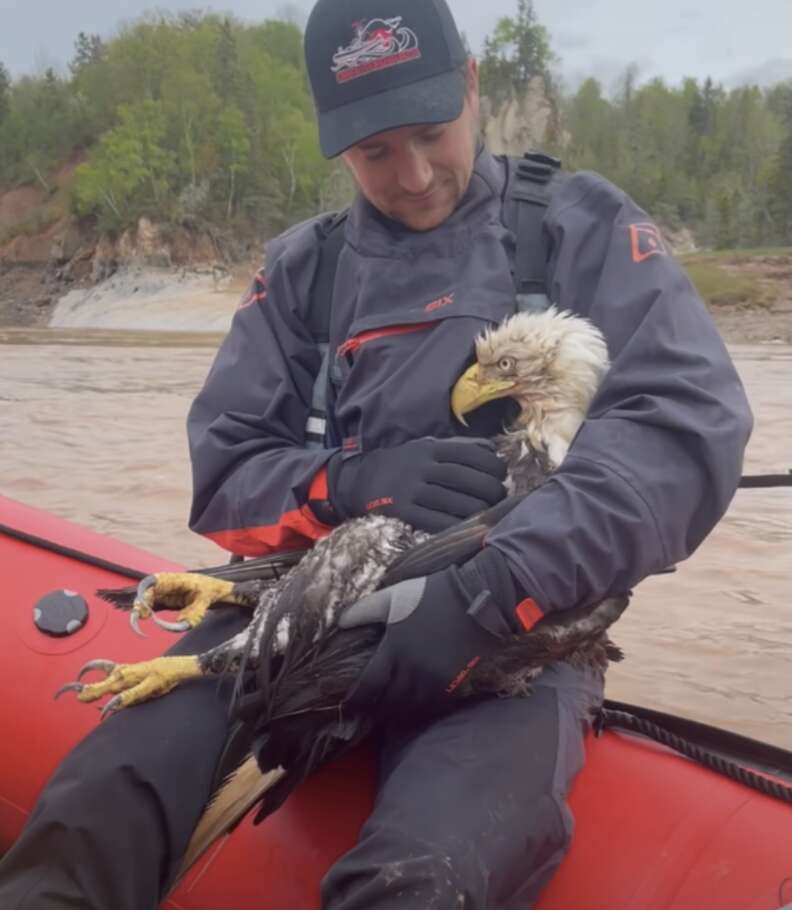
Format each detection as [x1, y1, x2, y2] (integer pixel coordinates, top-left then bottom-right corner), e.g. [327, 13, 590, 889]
[336, 322, 434, 359]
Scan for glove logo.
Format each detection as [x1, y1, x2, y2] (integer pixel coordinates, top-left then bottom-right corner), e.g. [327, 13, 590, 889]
[366, 496, 394, 511]
[425, 292, 454, 313]
[446, 655, 481, 694]
[630, 223, 667, 263]
[331, 17, 421, 84]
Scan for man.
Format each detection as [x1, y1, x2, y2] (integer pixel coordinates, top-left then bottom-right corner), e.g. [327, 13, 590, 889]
[0, 0, 752, 907]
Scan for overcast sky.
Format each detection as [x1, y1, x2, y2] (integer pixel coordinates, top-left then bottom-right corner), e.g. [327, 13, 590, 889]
[1, 0, 791, 91]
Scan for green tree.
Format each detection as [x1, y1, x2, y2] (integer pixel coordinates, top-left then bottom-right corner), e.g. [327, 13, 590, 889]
[73, 100, 175, 225]
[765, 82, 792, 121]
[564, 78, 617, 173]
[213, 18, 240, 102]
[160, 66, 219, 193]
[479, 0, 552, 104]
[70, 32, 106, 76]
[249, 20, 304, 73]
[769, 124, 792, 242]
[268, 106, 328, 220]
[0, 61, 10, 120]
[214, 106, 250, 219]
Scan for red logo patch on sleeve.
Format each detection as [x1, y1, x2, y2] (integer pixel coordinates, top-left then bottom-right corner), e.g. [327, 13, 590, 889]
[238, 270, 267, 310]
[629, 223, 667, 263]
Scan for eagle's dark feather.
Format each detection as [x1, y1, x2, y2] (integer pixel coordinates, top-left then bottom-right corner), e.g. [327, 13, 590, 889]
[222, 443, 627, 825]
[226, 491, 548, 821]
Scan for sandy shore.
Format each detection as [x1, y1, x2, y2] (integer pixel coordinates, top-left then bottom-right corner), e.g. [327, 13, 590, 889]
[2, 259, 791, 345]
[48, 267, 246, 332]
[0, 264, 771, 343]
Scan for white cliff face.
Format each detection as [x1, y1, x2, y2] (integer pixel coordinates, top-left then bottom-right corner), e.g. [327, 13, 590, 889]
[481, 76, 561, 157]
[49, 267, 236, 331]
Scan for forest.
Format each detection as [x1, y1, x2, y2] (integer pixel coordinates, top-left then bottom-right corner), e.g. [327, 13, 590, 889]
[0, 2, 790, 249]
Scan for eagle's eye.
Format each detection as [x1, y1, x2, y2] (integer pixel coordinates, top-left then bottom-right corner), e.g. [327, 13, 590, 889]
[497, 356, 516, 373]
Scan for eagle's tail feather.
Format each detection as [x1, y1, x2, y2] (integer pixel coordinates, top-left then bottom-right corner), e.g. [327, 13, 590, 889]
[174, 756, 283, 885]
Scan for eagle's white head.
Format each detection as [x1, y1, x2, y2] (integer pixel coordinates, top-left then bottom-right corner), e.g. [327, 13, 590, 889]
[451, 308, 610, 468]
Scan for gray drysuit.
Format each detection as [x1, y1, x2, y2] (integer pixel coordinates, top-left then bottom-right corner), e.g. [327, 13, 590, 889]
[0, 149, 752, 910]
[188, 149, 752, 615]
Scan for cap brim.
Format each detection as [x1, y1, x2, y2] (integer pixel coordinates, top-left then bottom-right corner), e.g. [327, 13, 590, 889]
[318, 68, 466, 159]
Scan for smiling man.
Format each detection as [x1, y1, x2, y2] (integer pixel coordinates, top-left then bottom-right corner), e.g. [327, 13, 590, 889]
[0, 0, 752, 908]
[344, 112, 477, 230]
[337, 71, 481, 231]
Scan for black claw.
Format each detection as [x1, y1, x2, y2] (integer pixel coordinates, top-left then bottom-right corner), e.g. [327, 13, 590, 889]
[130, 610, 146, 637]
[77, 659, 116, 681]
[134, 575, 158, 608]
[54, 681, 84, 700]
[154, 615, 191, 633]
[100, 695, 123, 720]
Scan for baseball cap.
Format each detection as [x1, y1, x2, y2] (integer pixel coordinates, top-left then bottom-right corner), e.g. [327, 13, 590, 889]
[304, 0, 469, 158]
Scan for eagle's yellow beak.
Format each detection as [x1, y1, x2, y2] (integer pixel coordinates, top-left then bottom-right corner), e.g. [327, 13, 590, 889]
[451, 364, 517, 426]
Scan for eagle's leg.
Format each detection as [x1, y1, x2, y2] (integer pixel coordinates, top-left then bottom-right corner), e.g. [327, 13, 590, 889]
[54, 655, 208, 717]
[130, 573, 259, 636]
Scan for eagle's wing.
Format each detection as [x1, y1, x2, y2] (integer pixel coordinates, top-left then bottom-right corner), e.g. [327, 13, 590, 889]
[97, 551, 303, 610]
[381, 492, 530, 585]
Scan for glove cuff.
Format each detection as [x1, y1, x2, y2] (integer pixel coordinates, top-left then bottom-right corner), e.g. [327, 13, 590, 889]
[459, 547, 542, 634]
[327, 452, 357, 521]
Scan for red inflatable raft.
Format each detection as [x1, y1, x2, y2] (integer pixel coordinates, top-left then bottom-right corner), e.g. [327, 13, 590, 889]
[2, 492, 791, 910]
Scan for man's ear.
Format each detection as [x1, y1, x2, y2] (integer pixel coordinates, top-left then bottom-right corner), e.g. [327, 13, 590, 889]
[466, 57, 480, 97]
[465, 57, 480, 119]
[340, 150, 361, 185]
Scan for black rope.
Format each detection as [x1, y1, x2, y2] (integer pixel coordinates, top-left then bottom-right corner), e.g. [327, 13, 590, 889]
[739, 471, 792, 489]
[0, 522, 148, 581]
[598, 708, 792, 805]
[0, 522, 303, 594]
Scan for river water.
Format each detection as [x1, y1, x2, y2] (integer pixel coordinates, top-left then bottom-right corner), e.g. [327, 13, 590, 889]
[1, 331, 790, 748]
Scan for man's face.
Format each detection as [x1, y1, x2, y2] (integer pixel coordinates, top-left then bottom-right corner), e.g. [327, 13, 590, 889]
[341, 59, 480, 232]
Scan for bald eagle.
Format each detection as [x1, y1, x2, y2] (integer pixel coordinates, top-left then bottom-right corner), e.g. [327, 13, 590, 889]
[57, 307, 629, 870]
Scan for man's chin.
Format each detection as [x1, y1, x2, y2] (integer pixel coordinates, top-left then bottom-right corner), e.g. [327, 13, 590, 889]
[392, 201, 456, 232]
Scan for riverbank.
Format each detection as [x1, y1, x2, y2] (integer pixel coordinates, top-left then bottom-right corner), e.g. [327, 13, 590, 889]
[683, 249, 792, 344]
[0, 263, 250, 332]
[2, 250, 791, 342]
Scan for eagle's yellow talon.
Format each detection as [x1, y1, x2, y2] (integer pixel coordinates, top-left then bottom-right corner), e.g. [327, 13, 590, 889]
[130, 573, 240, 635]
[69, 655, 203, 711]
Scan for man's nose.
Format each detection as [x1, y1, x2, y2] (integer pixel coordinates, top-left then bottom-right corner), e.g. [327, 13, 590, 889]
[396, 148, 433, 195]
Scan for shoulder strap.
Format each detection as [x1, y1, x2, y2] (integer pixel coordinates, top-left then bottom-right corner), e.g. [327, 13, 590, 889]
[503, 151, 569, 314]
[304, 210, 348, 448]
[306, 210, 349, 344]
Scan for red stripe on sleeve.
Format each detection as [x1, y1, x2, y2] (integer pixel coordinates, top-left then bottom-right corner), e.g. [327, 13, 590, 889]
[203, 468, 334, 557]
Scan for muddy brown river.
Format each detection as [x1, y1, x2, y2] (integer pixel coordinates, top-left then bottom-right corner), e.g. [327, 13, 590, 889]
[1, 332, 790, 748]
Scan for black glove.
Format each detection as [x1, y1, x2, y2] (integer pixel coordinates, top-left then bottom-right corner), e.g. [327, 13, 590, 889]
[327, 437, 507, 533]
[338, 546, 538, 719]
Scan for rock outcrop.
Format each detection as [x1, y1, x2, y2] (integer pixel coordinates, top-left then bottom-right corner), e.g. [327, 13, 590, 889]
[0, 202, 243, 326]
[481, 76, 562, 156]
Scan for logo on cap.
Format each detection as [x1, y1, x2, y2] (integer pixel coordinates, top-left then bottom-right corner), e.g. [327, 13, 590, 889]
[332, 17, 421, 84]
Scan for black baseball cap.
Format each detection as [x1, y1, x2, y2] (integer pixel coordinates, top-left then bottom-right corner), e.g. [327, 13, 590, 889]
[304, 0, 469, 158]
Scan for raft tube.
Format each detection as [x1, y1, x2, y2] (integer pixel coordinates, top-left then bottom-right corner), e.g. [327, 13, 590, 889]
[1, 493, 791, 910]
